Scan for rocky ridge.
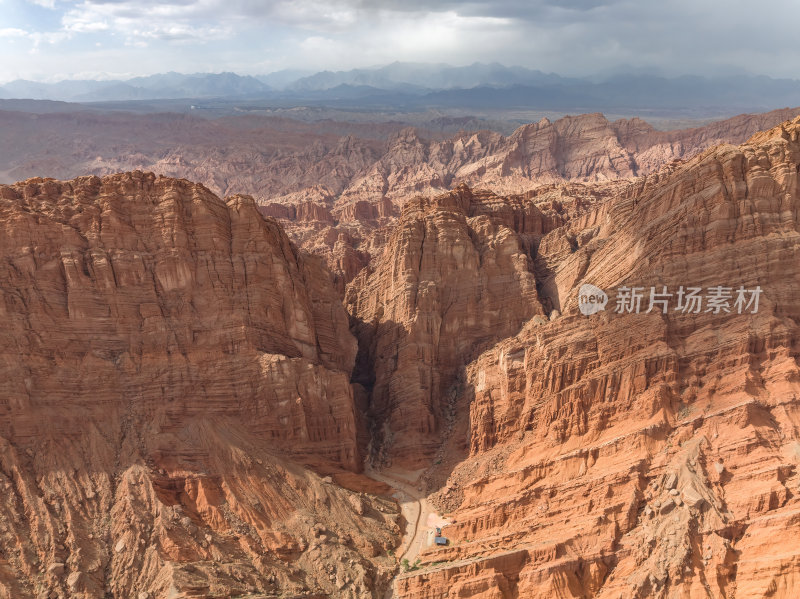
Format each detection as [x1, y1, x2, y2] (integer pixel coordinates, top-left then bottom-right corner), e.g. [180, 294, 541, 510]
[0, 172, 397, 598]
[387, 116, 800, 598]
[5, 107, 798, 293]
[343, 183, 626, 468]
[261, 108, 800, 287]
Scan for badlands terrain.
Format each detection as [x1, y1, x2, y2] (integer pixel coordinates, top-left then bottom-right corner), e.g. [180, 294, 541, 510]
[0, 108, 799, 598]
[2, 104, 797, 290]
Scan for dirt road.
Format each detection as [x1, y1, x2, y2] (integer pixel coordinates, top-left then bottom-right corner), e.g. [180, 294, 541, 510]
[365, 468, 450, 598]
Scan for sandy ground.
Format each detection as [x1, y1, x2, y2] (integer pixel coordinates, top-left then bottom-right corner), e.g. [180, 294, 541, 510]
[365, 467, 451, 598]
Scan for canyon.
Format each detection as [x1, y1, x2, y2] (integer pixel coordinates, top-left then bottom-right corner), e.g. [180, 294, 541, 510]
[0, 111, 799, 598]
[393, 116, 800, 599]
[3, 104, 798, 291]
[2, 106, 798, 206]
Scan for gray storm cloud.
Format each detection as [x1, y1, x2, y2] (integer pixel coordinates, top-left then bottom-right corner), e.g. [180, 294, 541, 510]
[2, 0, 799, 81]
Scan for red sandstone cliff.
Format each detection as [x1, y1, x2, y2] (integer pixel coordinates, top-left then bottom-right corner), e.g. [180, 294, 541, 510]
[260, 108, 800, 288]
[387, 116, 800, 598]
[5, 107, 798, 294]
[0, 172, 397, 598]
[342, 184, 624, 468]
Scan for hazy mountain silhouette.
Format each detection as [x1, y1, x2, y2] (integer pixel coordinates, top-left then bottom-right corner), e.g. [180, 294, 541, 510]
[0, 72, 269, 102]
[1, 63, 798, 114]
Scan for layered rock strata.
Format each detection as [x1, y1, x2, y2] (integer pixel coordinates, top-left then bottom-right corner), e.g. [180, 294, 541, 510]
[0, 172, 397, 598]
[389, 117, 800, 598]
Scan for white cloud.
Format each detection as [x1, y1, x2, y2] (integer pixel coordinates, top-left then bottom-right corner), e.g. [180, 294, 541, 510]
[264, 0, 359, 29]
[0, 27, 30, 38]
[132, 23, 230, 42]
[0, 26, 68, 49]
[60, 0, 237, 43]
[29, 30, 70, 45]
[284, 8, 515, 71]
[63, 19, 109, 33]
[26, 0, 56, 8]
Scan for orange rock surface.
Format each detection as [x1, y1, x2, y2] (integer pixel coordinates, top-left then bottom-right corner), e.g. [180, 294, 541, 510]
[0, 172, 398, 598]
[6, 106, 798, 293]
[392, 116, 800, 598]
[345, 186, 551, 468]
[264, 108, 800, 288]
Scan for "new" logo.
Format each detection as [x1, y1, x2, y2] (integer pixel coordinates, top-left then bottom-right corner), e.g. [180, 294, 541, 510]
[578, 283, 608, 316]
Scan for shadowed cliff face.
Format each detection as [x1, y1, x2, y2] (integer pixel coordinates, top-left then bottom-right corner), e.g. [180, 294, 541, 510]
[342, 180, 632, 470]
[389, 117, 800, 598]
[0, 172, 398, 598]
[344, 186, 555, 468]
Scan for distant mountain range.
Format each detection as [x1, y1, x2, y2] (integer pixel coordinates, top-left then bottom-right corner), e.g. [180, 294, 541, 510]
[0, 72, 270, 103]
[1, 62, 799, 114]
[275, 62, 573, 92]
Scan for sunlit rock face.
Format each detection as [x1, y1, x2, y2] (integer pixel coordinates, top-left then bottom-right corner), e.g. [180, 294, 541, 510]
[393, 117, 800, 598]
[345, 185, 550, 468]
[6, 106, 797, 291]
[0, 172, 398, 599]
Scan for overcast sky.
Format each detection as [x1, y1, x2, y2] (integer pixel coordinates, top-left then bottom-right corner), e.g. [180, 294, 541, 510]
[1, 0, 798, 83]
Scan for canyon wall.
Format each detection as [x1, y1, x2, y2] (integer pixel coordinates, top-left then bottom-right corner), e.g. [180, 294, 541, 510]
[0, 172, 397, 598]
[6, 107, 798, 295]
[345, 186, 550, 467]
[266, 108, 800, 287]
[393, 117, 800, 598]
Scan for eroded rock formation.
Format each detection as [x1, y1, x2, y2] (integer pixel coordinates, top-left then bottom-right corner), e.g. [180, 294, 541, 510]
[344, 185, 555, 468]
[263, 108, 800, 287]
[393, 116, 800, 598]
[6, 107, 798, 294]
[0, 172, 397, 598]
